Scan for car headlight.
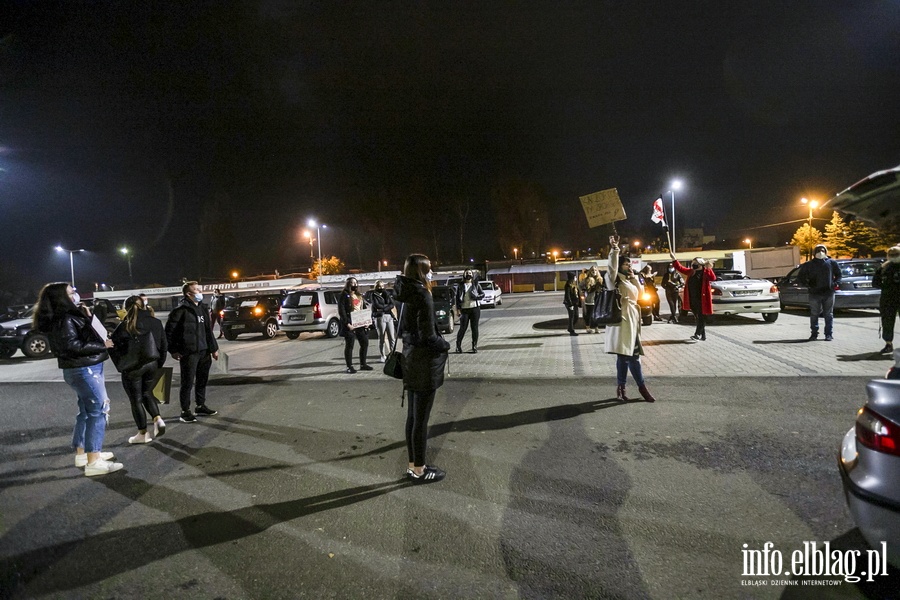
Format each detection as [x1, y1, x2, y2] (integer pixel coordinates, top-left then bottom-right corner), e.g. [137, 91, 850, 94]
[435, 310, 447, 316]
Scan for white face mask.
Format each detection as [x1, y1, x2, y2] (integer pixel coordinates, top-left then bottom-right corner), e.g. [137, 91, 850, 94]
[71, 292, 81, 305]
[889, 255, 900, 264]
[815, 252, 826, 260]
[426, 271, 434, 281]
[193, 292, 204, 303]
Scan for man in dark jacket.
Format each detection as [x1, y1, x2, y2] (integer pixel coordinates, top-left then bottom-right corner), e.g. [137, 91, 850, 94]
[165, 281, 219, 422]
[797, 244, 842, 341]
[874, 246, 900, 354]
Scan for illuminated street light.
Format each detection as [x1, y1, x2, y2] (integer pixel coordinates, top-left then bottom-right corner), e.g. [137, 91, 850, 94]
[800, 197, 819, 226]
[307, 219, 327, 274]
[668, 179, 683, 253]
[744, 238, 752, 249]
[302, 230, 314, 259]
[120, 247, 133, 284]
[55, 246, 85, 287]
[231, 271, 239, 279]
[513, 247, 518, 261]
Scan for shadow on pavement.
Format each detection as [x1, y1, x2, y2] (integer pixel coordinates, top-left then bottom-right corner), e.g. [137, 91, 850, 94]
[836, 353, 893, 362]
[754, 339, 814, 345]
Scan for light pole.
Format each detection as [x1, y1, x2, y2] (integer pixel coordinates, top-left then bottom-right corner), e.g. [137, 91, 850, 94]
[744, 238, 752, 249]
[307, 219, 327, 275]
[55, 246, 84, 287]
[800, 197, 819, 226]
[120, 247, 133, 285]
[513, 247, 518, 261]
[302, 230, 315, 259]
[668, 179, 683, 253]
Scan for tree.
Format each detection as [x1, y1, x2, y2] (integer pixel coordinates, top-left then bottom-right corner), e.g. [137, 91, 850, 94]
[823, 211, 855, 258]
[790, 223, 823, 260]
[847, 219, 891, 257]
[490, 178, 551, 260]
[451, 196, 471, 264]
[311, 256, 345, 278]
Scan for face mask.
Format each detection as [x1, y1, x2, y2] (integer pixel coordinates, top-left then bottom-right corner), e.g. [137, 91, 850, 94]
[692, 264, 701, 270]
[71, 292, 81, 305]
[350, 285, 358, 292]
[193, 292, 203, 303]
[668, 267, 674, 273]
[815, 252, 826, 260]
[426, 271, 434, 281]
[464, 275, 472, 281]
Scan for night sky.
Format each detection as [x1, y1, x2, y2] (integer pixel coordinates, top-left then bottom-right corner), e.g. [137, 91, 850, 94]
[1, 1, 899, 298]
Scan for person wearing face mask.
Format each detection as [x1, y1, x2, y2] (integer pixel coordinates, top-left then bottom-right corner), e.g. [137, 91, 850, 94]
[563, 271, 582, 336]
[606, 237, 656, 402]
[797, 243, 842, 341]
[661, 264, 684, 323]
[369, 280, 396, 362]
[165, 281, 220, 422]
[453, 269, 485, 353]
[640, 265, 663, 321]
[670, 252, 717, 341]
[33, 282, 122, 476]
[874, 246, 900, 354]
[338, 277, 373, 373]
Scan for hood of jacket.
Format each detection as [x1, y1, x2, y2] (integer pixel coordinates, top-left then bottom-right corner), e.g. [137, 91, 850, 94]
[394, 275, 427, 304]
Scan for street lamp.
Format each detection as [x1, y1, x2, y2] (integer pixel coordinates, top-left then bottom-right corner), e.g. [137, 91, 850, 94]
[120, 247, 133, 285]
[231, 271, 239, 280]
[55, 246, 84, 287]
[800, 197, 819, 226]
[302, 230, 314, 259]
[668, 179, 683, 253]
[307, 219, 327, 275]
[744, 238, 752, 249]
[513, 247, 518, 261]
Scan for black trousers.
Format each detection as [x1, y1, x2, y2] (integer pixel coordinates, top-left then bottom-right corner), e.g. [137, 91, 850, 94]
[665, 289, 680, 320]
[566, 306, 579, 332]
[456, 307, 481, 349]
[344, 328, 369, 367]
[693, 311, 707, 338]
[405, 389, 436, 466]
[121, 362, 160, 431]
[882, 299, 900, 342]
[179, 352, 212, 413]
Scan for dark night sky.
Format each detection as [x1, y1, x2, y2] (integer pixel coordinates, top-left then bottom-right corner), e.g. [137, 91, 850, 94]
[1, 1, 898, 297]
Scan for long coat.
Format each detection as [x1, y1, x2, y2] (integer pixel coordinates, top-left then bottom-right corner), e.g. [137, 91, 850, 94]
[394, 275, 451, 391]
[604, 247, 643, 356]
[672, 260, 717, 315]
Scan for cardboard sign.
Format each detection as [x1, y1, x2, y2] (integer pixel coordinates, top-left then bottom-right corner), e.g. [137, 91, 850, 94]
[350, 310, 373, 329]
[151, 367, 174, 404]
[579, 188, 627, 228]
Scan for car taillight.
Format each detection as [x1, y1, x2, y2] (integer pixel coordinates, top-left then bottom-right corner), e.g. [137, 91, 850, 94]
[253, 306, 264, 316]
[219, 310, 224, 317]
[313, 302, 322, 319]
[711, 288, 722, 296]
[769, 285, 778, 293]
[856, 406, 900, 456]
[277, 308, 281, 318]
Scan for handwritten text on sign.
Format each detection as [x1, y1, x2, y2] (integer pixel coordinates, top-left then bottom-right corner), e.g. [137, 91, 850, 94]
[579, 188, 627, 228]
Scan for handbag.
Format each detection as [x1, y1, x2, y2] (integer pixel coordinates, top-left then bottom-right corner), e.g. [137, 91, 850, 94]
[111, 330, 160, 373]
[593, 284, 623, 325]
[383, 304, 405, 379]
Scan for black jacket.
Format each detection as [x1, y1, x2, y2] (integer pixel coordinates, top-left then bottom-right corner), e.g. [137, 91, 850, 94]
[111, 311, 168, 370]
[563, 283, 582, 308]
[798, 258, 842, 296]
[454, 280, 485, 309]
[48, 308, 109, 369]
[165, 298, 219, 356]
[337, 291, 369, 336]
[874, 261, 900, 303]
[369, 289, 395, 318]
[661, 270, 684, 292]
[394, 275, 450, 391]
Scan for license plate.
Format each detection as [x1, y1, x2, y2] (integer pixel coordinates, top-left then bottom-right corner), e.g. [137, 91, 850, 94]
[732, 290, 759, 296]
[231, 324, 246, 330]
[855, 282, 872, 289]
[289, 315, 305, 321]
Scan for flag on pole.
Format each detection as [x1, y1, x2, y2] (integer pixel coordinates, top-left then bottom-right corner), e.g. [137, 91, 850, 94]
[651, 196, 666, 226]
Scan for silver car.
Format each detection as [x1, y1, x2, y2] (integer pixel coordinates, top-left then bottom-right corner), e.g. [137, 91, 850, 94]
[838, 376, 900, 567]
[710, 270, 780, 322]
[278, 287, 342, 339]
[778, 259, 882, 310]
[478, 280, 503, 308]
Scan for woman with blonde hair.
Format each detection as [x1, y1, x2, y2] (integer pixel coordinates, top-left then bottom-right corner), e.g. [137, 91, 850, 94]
[110, 295, 168, 444]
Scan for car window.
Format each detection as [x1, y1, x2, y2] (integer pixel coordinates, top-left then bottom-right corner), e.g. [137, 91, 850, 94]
[324, 291, 338, 304]
[283, 292, 316, 308]
[432, 287, 452, 301]
[784, 268, 799, 282]
[840, 262, 878, 277]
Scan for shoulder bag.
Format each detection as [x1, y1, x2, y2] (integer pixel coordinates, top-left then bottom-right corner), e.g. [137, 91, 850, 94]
[593, 281, 623, 325]
[383, 303, 405, 379]
[111, 330, 160, 373]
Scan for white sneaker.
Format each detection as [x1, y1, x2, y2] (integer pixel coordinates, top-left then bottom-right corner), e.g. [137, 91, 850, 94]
[153, 417, 166, 438]
[85, 458, 124, 477]
[75, 451, 114, 468]
[128, 432, 152, 444]
[380, 355, 386, 363]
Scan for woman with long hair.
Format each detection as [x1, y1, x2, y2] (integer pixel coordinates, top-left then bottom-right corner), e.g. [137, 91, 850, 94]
[369, 280, 396, 362]
[33, 282, 122, 476]
[604, 238, 656, 402]
[563, 271, 581, 336]
[670, 254, 717, 341]
[453, 268, 485, 353]
[110, 295, 168, 444]
[338, 277, 372, 373]
[394, 253, 451, 484]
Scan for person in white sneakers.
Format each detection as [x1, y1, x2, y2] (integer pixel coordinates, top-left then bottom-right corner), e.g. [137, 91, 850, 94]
[33, 282, 123, 476]
[110, 295, 168, 444]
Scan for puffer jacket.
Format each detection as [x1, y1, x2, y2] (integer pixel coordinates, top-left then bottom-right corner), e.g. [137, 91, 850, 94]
[394, 275, 450, 391]
[874, 261, 900, 304]
[165, 298, 218, 356]
[48, 308, 109, 369]
[370, 289, 395, 318]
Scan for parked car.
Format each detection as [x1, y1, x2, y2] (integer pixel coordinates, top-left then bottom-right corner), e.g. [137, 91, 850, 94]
[1, 304, 32, 323]
[82, 298, 125, 331]
[708, 269, 781, 323]
[221, 293, 285, 340]
[431, 285, 455, 334]
[838, 377, 900, 567]
[0, 306, 51, 359]
[778, 259, 882, 310]
[279, 287, 342, 339]
[479, 280, 503, 307]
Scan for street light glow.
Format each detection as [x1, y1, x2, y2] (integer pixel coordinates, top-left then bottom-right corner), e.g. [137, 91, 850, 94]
[120, 247, 129, 255]
[670, 179, 683, 191]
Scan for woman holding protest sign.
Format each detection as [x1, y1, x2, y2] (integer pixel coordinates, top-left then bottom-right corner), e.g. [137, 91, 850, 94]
[338, 277, 372, 373]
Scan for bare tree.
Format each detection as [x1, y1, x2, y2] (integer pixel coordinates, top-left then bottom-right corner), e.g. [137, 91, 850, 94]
[452, 196, 471, 264]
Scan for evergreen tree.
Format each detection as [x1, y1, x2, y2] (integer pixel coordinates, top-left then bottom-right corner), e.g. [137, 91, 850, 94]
[823, 211, 855, 258]
[790, 223, 823, 260]
[846, 219, 890, 257]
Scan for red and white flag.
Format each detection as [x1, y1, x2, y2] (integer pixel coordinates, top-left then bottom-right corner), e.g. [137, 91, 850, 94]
[651, 196, 666, 225]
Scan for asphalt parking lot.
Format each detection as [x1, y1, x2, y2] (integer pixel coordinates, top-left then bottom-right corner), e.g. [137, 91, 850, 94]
[0, 292, 896, 599]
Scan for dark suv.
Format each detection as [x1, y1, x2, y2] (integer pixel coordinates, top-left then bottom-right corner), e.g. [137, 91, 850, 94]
[431, 285, 456, 334]
[221, 293, 285, 340]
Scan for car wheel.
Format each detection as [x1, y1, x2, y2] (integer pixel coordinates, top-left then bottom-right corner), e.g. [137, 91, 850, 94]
[285, 331, 301, 340]
[263, 319, 278, 339]
[22, 333, 51, 358]
[497, 298, 502, 306]
[0, 345, 16, 359]
[224, 331, 238, 341]
[325, 319, 341, 338]
[762, 312, 779, 323]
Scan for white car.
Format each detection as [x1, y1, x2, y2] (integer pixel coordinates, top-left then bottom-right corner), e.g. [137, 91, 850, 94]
[479, 280, 503, 308]
[710, 270, 781, 323]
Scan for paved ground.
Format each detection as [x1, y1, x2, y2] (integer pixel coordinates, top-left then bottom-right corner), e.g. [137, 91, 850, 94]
[0, 293, 897, 599]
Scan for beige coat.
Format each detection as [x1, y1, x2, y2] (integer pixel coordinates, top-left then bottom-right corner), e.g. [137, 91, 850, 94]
[604, 246, 644, 356]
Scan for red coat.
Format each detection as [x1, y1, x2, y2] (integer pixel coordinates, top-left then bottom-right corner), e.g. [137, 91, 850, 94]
[672, 260, 717, 315]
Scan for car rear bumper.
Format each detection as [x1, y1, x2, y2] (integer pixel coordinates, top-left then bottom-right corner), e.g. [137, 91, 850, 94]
[835, 291, 881, 310]
[223, 320, 266, 333]
[712, 297, 780, 314]
[279, 318, 327, 332]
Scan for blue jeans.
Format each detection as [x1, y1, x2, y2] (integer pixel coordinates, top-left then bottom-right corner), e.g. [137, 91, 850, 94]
[64, 363, 110, 453]
[616, 354, 645, 386]
[809, 294, 835, 337]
